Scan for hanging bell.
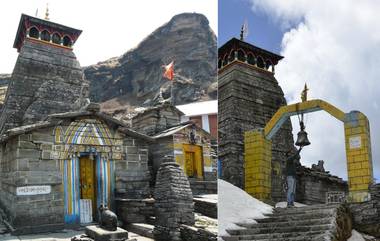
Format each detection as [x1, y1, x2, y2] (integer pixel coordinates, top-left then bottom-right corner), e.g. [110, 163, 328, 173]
[295, 129, 311, 147]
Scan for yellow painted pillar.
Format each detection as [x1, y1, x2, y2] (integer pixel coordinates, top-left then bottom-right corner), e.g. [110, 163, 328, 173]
[244, 129, 272, 201]
[344, 111, 374, 202]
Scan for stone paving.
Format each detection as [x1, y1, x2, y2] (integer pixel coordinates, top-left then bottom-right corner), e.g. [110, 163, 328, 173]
[0, 230, 153, 241]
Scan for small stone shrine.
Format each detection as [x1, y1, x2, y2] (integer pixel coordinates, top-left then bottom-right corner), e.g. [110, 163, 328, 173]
[153, 156, 194, 241]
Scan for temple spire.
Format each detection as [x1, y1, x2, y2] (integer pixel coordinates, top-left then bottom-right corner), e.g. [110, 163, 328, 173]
[240, 19, 249, 41]
[301, 83, 309, 102]
[44, 3, 49, 20]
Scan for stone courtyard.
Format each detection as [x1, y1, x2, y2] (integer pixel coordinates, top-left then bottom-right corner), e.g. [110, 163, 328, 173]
[0, 230, 153, 241]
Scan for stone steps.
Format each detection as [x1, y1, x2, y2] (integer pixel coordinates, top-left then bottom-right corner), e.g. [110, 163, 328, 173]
[273, 204, 340, 213]
[255, 210, 334, 223]
[221, 230, 327, 241]
[0, 223, 7, 234]
[222, 204, 352, 241]
[126, 223, 154, 239]
[227, 224, 332, 236]
[193, 196, 217, 218]
[0, 215, 8, 234]
[236, 217, 333, 229]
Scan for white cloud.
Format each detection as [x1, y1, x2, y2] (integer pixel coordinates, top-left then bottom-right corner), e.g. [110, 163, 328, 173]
[0, 0, 217, 73]
[251, 0, 380, 181]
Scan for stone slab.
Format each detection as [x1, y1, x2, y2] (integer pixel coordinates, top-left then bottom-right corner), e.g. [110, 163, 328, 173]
[85, 225, 128, 241]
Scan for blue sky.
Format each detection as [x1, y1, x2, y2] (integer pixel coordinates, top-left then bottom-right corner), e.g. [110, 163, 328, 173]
[219, 0, 380, 183]
[218, 0, 284, 54]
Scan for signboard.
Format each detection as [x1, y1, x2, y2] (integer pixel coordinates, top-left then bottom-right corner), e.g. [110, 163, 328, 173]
[16, 185, 51, 196]
[349, 136, 362, 149]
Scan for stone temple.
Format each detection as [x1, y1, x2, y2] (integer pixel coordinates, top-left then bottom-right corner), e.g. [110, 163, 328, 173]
[0, 14, 217, 239]
[218, 36, 380, 240]
[218, 37, 362, 203]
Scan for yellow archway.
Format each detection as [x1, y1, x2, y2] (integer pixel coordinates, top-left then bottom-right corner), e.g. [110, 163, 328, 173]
[244, 99, 374, 202]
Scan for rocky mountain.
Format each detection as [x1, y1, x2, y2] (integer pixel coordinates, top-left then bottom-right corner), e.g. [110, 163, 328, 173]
[84, 13, 217, 114]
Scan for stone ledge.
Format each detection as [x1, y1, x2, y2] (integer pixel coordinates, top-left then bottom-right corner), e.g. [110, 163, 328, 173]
[85, 225, 128, 241]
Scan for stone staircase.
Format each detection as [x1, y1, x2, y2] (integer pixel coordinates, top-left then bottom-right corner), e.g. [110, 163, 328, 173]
[222, 204, 352, 241]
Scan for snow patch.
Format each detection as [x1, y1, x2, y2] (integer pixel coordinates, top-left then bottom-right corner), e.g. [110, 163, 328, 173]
[194, 194, 218, 204]
[275, 201, 307, 208]
[218, 179, 273, 237]
[348, 230, 366, 241]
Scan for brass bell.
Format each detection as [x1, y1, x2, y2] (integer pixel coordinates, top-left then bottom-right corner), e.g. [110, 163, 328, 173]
[295, 130, 311, 146]
[295, 121, 311, 147]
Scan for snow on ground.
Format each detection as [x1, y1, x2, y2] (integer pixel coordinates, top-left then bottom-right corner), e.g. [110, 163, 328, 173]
[348, 230, 366, 241]
[218, 179, 273, 237]
[194, 194, 218, 203]
[275, 201, 307, 208]
[195, 213, 218, 234]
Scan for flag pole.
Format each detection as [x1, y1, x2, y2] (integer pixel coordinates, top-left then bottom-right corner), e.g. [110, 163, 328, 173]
[171, 77, 174, 105]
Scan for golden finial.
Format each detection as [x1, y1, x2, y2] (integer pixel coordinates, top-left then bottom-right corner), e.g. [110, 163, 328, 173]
[301, 83, 309, 102]
[45, 3, 50, 20]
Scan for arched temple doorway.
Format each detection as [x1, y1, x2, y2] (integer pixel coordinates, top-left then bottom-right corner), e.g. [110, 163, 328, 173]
[244, 99, 374, 203]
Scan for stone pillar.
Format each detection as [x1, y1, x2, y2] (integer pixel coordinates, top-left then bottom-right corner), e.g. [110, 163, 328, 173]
[344, 111, 374, 202]
[153, 156, 194, 241]
[244, 129, 272, 201]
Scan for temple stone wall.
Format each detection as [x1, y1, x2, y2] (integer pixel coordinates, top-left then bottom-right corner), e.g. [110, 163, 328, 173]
[116, 198, 155, 224]
[0, 131, 63, 234]
[296, 166, 349, 204]
[131, 105, 182, 136]
[0, 40, 89, 134]
[218, 62, 295, 201]
[148, 136, 173, 180]
[0, 120, 150, 233]
[116, 137, 150, 199]
[349, 184, 380, 237]
[189, 180, 217, 195]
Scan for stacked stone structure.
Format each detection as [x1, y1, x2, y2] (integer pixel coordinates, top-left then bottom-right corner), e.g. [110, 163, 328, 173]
[218, 38, 295, 201]
[153, 158, 194, 241]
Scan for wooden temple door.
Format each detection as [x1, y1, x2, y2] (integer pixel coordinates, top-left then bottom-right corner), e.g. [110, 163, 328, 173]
[183, 144, 204, 179]
[185, 151, 195, 177]
[79, 156, 96, 221]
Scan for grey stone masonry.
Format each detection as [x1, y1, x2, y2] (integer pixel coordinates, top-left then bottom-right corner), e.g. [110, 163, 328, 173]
[131, 104, 182, 136]
[180, 225, 217, 241]
[0, 131, 63, 234]
[115, 137, 150, 199]
[349, 184, 380, 237]
[153, 157, 194, 241]
[189, 179, 217, 195]
[218, 61, 295, 200]
[0, 39, 89, 134]
[116, 198, 154, 224]
[296, 165, 348, 205]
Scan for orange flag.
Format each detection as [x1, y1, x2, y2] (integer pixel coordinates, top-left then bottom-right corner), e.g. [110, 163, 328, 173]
[163, 61, 174, 81]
